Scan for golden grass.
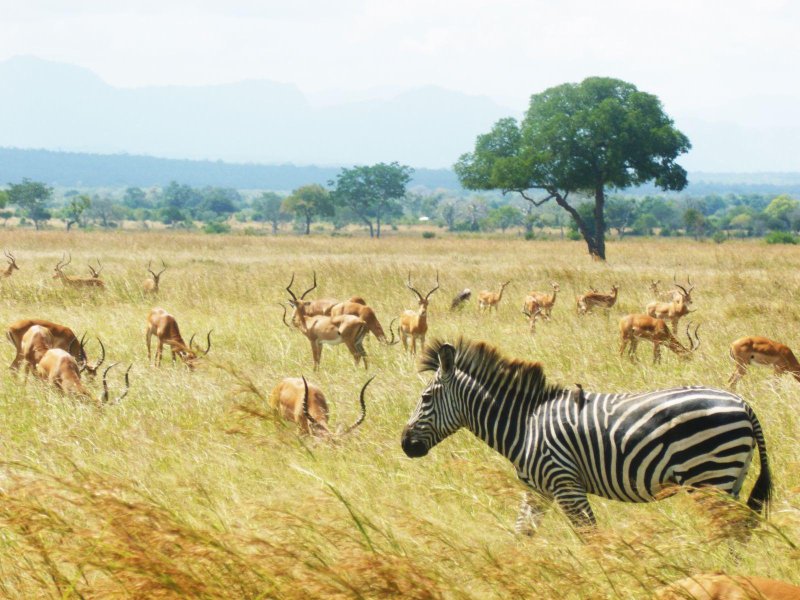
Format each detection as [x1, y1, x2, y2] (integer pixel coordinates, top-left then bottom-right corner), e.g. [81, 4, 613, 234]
[0, 229, 798, 598]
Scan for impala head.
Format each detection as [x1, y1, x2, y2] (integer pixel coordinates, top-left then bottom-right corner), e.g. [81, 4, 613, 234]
[4, 250, 19, 273]
[67, 333, 89, 366]
[673, 274, 694, 305]
[550, 282, 560, 292]
[500, 280, 511, 291]
[401, 342, 464, 458]
[406, 270, 440, 313]
[147, 259, 167, 284]
[52, 252, 71, 279]
[78, 337, 106, 378]
[302, 375, 374, 437]
[649, 280, 660, 294]
[87, 258, 103, 279]
[181, 331, 213, 367]
[611, 284, 619, 294]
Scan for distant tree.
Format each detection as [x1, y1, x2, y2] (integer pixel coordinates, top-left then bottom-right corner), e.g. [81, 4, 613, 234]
[764, 194, 800, 231]
[252, 191, 289, 234]
[632, 213, 659, 236]
[486, 205, 523, 233]
[58, 194, 91, 231]
[331, 162, 413, 238]
[0, 189, 7, 210]
[282, 184, 334, 235]
[455, 77, 690, 259]
[683, 208, 706, 240]
[122, 186, 149, 209]
[0, 190, 9, 227]
[200, 187, 240, 216]
[440, 200, 457, 231]
[88, 197, 126, 228]
[162, 181, 202, 212]
[605, 196, 638, 239]
[7, 178, 52, 230]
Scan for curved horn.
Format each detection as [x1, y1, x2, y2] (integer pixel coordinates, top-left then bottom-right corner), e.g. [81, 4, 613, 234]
[685, 322, 701, 352]
[285, 273, 298, 302]
[77, 332, 88, 372]
[385, 317, 400, 346]
[424, 270, 440, 300]
[64, 252, 72, 268]
[156, 259, 167, 277]
[301, 375, 318, 430]
[340, 376, 375, 436]
[300, 271, 317, 299]
[188, 333, 197, 350]
[675, 282, 689, 297]
[406, 271, 424, 302]
[279, 303, 291, 328]
[203, 330, 212, 355]
[92, 337, 106, 371]
[100, 363, 132, 404]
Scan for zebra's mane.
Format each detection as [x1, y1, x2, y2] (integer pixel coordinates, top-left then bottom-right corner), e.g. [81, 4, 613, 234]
[420, 338, 563, 401]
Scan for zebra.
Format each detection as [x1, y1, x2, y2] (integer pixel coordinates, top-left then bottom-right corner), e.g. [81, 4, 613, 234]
[400, 338, 772, 533]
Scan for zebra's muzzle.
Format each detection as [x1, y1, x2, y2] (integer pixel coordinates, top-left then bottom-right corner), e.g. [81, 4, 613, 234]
[401, 432, 428, 458]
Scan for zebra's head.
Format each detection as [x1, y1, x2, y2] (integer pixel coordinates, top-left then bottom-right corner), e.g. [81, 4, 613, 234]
[401, 343, 463, 458]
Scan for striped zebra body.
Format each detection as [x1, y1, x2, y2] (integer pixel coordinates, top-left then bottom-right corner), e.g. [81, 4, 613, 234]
[401, 338, 771, 532]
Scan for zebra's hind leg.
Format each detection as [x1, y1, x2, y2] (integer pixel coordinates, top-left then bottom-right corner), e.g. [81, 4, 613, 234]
[514, 491, 552, 536]
[554, 488, 596, 532]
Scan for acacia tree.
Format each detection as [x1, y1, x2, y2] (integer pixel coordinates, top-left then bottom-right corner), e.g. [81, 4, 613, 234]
[331, 162, 413, 238]
[252, 191, 289, 234]
[454, 77, 690, 260]
[7, 178, 53, 230]
[58, 194, 91, 231]
[282, 184, 333, 235]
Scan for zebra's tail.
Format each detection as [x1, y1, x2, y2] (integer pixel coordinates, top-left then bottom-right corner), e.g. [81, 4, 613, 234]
[745, 407, 772, 518]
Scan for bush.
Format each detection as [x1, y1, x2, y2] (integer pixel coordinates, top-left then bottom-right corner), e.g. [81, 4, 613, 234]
[203, 221, 231, 234]
[567, 230, 581, 241]
[524, 231, 535, 240]
[765, 231, 798, 244]
[422, 231, 436, 239]
[712, 231, 726, 244]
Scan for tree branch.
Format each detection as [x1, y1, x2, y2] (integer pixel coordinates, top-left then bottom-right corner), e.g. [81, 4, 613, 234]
[516, 189, 557, 206]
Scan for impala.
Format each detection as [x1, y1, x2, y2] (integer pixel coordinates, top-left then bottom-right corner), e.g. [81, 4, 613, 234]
[87, 258, 103, 279]
[656, 573, 800, 600]
[285, 272, 341, 316]
[142, 260, 167, 294]
[269, 375, 374, 437]
[522, 305, 543, 335]
[650, 275, 693, 302]
[646, 279, 694, 330]
[6, 318, 86, 371]
[399, 272, 439, 354]
[145, 307, 212, 368]
[36, 350, 130, 405]
[525, 282, 559, 320]
[281, 301, 369, 370]
[478, 281, 511, 311]
[52, 253, 105, 289]
[618, 314, 700, 363]
[728, 336, 800, 389]
[577, 284, 619, 315]
[450, 288, 472, 311]
[20, 325, 53, 378]
[2, 250, 19, 278]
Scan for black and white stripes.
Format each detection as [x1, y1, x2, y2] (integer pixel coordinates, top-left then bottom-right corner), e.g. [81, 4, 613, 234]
[401, 338, 772, 531]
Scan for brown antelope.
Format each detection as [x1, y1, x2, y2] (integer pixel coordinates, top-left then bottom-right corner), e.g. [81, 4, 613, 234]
[2, 250, 20, 278]
[145, 307, 212, 368]
[618, 314, 700, 363]
[525, 282, 559, 320]
[36, 350, 130, 405]
[6, 318, 86, 371]
[650, 275, 693, 302]
[646, 280, 694, 330]
[522, 305, 543, 335]
[20, 325, 54, 378]
[399, 272, 439, 354]
[727, 336, 800, 389]
[285, 272, 340, 317]
[87, 258, 103, 279]
[142, 259, 167, 294]
[281, 300, 370, 370]
[52, 253, 105, 289]
[478, 281, 511, 311]
[656, 573, 800, 600]
[577, 284, 619, 315]
[269, 375, 374, 436]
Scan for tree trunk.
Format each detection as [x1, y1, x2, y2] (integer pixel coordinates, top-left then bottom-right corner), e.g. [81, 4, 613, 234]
[376, 215, 381, 239]
[271, 219, 278, 234]
[66, 220, 74, 231]
[305, 213, 311, 235]
[361, 216, 374, 238]
[593, 185, 606, 260]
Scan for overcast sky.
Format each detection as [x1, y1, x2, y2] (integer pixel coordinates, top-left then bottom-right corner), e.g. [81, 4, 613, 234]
[1, 1, 798, 170]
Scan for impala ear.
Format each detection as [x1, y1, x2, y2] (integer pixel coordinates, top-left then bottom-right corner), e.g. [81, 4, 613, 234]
[438, 343, 456, 377]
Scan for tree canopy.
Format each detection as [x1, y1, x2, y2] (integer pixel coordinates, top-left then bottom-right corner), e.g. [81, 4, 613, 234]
[6, 178, 53, 230]
[282, 184, 334, 235]
[454, 77, 691, 259]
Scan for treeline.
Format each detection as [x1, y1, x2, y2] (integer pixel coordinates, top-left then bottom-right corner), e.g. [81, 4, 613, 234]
[1, 175, 798, 242]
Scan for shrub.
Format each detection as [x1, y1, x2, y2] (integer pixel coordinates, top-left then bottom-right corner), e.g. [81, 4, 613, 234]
[203, 221, 231, 234]
[567, 230, 581, 241]
[765, 231, 798, 244]
[524, 231, 535, 241]
[422, 231, 436, 239]
[712, 231, 726, 244]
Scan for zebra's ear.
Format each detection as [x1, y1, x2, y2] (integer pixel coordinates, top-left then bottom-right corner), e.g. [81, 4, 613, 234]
[438, 343, 456, 377]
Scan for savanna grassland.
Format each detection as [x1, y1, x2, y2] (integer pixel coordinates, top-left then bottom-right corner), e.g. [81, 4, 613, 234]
[0, 229, 798, 599]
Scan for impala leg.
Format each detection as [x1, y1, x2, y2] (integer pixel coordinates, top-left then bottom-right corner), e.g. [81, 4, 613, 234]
[629, 338, 638, 361]
[728, 362, 747, 388]
[619, 336, 628, 358]
[653, 342, 662, 364]
[145, 330, 152, 362]
[419, 333, 425, 352]
[400, 329, 409, 352]
[155, 342, 163, 367]
[410, 334, 417, 355]
[312, 341, 322, 371]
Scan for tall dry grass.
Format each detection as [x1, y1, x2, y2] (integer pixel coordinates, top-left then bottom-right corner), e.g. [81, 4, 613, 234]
[0, 229, 798, 598]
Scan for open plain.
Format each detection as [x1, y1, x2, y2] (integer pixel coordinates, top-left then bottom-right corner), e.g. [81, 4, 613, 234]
[0, 230, 798, 598]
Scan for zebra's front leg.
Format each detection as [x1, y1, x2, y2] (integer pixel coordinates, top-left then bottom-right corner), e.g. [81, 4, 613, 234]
[553, 488, 596, 532]
[515, 491, 553, 536]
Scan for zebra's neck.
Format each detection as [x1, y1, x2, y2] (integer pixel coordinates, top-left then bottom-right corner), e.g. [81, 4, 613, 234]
[454, 370, 563, 465]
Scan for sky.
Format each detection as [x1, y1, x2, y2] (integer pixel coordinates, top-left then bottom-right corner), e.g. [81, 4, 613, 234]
[1, 0, 798, 170]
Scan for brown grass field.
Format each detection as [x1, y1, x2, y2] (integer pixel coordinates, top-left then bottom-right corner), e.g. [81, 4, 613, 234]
[0, 229, 798, 598]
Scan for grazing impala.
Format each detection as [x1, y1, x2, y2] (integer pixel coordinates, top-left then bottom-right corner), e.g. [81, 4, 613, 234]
[525, 282, 559, 320]
[142, 259, 167, 294]
[87, 258, 103, 279]
[577, 284, 619, 315]
[522, 305, 543, 335]
[20, 325, 54, 378]
[478, 281, 511, 311]
[399, 272, 439, 354]
[656, 573, 800, 600]
[145, 308, 212, 368]
[619, 314, 700, 363]
[6, 319, 86, 371]
[281, 300, 369, 371]
[646, 279, 694, 330]
[2, 250, 20, 278]
[36, 350, 130, 405]
[52, 253, 105, 289]
[269, 375, 374, 437]
[728, 336, 800, 389]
